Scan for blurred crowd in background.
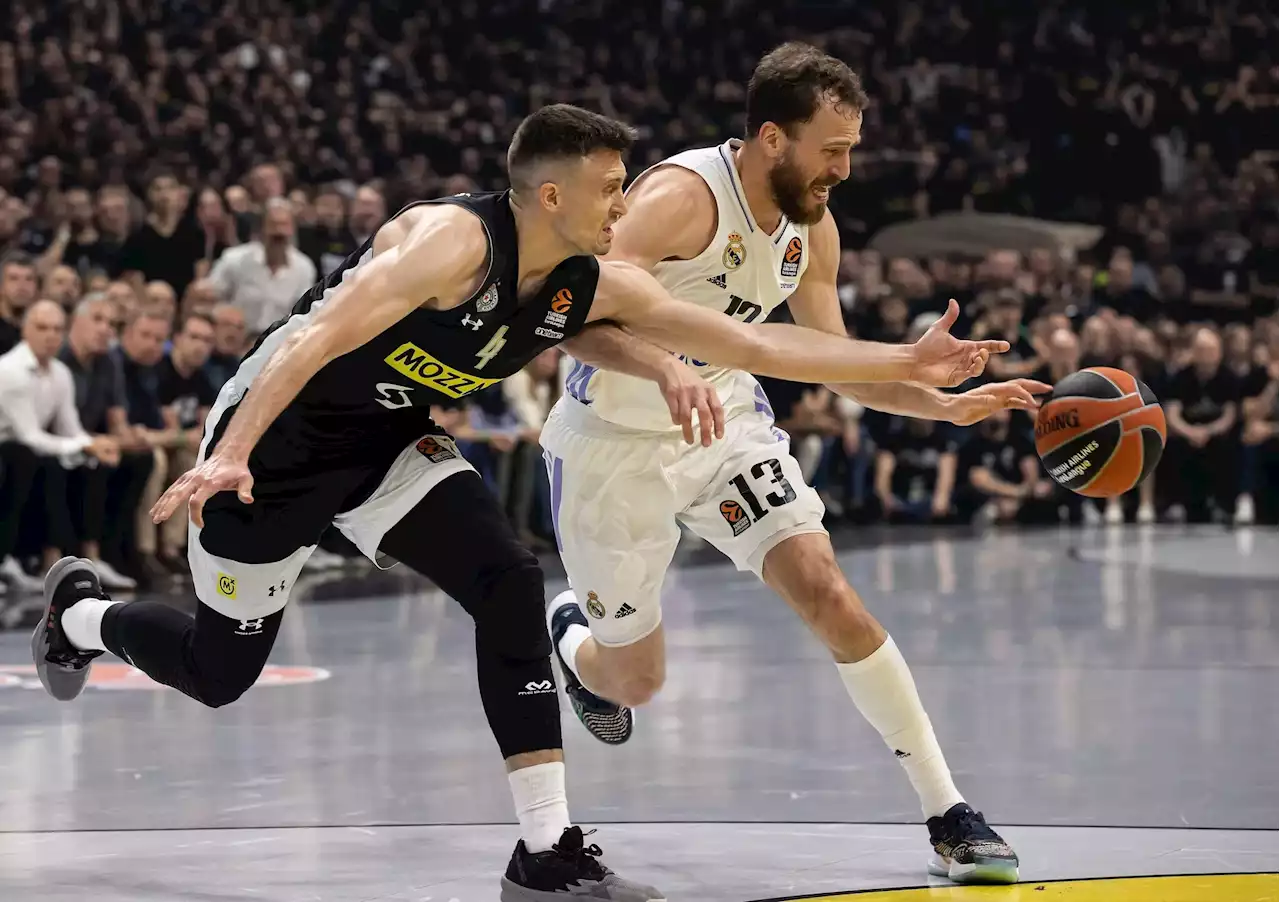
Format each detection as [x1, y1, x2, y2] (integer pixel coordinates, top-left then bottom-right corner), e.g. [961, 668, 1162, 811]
[0, 0, 1275, 594]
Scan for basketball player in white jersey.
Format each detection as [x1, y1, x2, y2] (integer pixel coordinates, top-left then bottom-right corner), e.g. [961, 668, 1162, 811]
[543, 44, 1043, 885]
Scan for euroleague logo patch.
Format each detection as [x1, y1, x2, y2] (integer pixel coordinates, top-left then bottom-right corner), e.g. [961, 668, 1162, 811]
[416, 435, 457, 463]
[780, 236, 803, 278]
[0, 663, 330, 691]
[719, 499, 752, 536]
[551, 288, 573, 314]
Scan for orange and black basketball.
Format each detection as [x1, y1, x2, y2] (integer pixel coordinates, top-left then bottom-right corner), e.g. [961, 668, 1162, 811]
[1034, 367, 1167, 498]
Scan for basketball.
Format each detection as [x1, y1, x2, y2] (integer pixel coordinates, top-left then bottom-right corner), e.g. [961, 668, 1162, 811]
[1034, 367, 1167, 498]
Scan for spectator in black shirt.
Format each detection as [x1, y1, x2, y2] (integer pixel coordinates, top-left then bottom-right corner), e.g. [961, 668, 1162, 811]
[153, 312, 217, 568]
[976, 290, 1041, 380]
[117, 174, 204, 299]
[1094, 253, 1157, 323]
[299, 186, 358, 278]
[1237, 342, 1278, 524]
[957, 408, 1056, 524]
[1246, 221, 1278, 319]
[349, 185, 387, 246]
[872, 417, 958, 523]
[0, 253, 39, 353]
[113, 308, 178, 566]
[59, 295, 154, 589]
[1164, 328, 1242, 520]
[205, 303, 248, 391]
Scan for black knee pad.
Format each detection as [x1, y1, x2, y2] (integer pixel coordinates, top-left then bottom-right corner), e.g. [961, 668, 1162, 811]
[197, 677, 254, 709]
[469, 553, 551, 661]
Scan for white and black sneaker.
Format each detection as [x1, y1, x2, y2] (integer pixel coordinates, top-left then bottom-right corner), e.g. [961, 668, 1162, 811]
[31, 557, 107, 702]
[501, 826, 665, 901]
[927, 802, 1019, 884]
[547, 591, 634, 745]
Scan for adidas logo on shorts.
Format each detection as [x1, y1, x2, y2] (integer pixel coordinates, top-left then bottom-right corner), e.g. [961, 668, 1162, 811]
[613, 603, 637, 619]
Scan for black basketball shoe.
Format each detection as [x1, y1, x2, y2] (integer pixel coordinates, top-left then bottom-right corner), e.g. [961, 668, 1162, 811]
[32, 557, 108, 701]
[927, 802, 1019, 884]
[500, 826, 665, 901]
[546, 591, 634, 745]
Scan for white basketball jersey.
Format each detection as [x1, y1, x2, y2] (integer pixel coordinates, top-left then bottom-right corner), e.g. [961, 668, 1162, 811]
[564, 139, 810, 432]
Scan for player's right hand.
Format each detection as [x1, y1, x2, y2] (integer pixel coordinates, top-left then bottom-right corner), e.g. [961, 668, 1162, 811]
[909, 299, 1011, 387]
[659, 359, 725, 447]
[150, 453, 255, 529]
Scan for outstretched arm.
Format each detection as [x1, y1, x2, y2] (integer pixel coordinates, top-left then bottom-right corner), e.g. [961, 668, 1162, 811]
[150, 205, 489, 525]
[590, 260, 1004, 387]
[786, 211, 1047, 420]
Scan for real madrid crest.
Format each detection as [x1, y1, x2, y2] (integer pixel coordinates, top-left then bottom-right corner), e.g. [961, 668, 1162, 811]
[723, 232, 746, 270]
[475, 283, 499, 313]
[585, 591, 606, 619]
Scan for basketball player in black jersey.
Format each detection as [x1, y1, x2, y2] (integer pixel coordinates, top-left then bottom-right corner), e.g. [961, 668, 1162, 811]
[32, 105, 1008, 901]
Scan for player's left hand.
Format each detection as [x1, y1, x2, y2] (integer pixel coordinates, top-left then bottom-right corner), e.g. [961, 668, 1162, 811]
[947, 378, 1053, 426]
[910, 299, 1012, 387]
[659, 359, 725, 446]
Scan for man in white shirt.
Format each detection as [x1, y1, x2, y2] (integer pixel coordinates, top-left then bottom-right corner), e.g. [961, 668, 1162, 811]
[0, 301, 119, 591]
[206, 199, 317, 336]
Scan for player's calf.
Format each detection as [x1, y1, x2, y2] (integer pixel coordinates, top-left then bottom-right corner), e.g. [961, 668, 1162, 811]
[546, 590, 638, 745]
[764, 538, 884, 662]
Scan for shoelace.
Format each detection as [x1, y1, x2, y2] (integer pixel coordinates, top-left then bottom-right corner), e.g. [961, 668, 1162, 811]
[954, 808, 1001, 842]
[552, 829, 607, 877]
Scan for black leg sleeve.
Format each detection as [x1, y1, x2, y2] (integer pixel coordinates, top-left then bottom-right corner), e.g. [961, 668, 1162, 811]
[101, 600, 284, 708]
[379, 470, 561, 760]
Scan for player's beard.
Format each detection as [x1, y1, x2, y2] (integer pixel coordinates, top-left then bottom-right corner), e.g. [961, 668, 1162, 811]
[768, 149, 832, 226]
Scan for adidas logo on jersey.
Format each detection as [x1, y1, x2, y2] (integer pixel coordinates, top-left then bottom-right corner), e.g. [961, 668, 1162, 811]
[706, 273, 727, 289]
[613, 603, 638, 619]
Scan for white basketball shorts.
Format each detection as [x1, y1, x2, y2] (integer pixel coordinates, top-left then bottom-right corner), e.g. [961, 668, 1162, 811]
[540, 399, 826, 646]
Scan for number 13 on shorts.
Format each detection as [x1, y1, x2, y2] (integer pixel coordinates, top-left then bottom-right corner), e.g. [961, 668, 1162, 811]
[688, 439, 826, 576]
[719, 458, 796, 535]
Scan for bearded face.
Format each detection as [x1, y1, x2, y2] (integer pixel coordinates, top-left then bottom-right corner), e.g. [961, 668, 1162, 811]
[767, 144, 837, 226]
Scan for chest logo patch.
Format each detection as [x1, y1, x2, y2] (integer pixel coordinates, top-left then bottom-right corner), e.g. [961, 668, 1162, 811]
[475, 283, 499, 313]
[384, 342, 499, 399]
[723, 233, 746, 270]
[781, 236, 803, 278]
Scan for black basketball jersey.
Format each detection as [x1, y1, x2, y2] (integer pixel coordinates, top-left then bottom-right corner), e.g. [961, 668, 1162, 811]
[207, 191, 599, 474]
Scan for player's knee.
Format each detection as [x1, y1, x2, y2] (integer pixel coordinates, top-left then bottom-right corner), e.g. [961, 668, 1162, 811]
[194, 669, 257, 708]
[470, 551, 551, 661]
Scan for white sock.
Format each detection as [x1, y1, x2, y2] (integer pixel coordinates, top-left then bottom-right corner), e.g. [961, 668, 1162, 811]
[553, 591, 591, 681]
[837, 635, 964, 819]
[508, 761, 571, 853]
[60, 599, 120, 653]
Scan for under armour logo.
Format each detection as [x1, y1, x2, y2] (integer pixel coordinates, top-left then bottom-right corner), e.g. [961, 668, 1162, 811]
[236, 619, 265, 636]
[266, 580, 287, 597]
[461, 314, 483, 331]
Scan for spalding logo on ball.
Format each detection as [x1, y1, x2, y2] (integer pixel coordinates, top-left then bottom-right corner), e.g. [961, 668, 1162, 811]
[1035, 366, 1166, 497]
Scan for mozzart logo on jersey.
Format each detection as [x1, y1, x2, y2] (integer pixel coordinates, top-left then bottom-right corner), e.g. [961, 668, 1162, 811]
[384, 342, 500, 399]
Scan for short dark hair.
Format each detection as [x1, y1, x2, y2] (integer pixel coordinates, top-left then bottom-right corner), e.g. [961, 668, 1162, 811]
[178, 312, 215, 334]
[1, 251, 35, 275]
[507, 104, 636, 191]
[746, 42, 869, 138]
